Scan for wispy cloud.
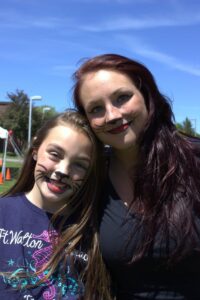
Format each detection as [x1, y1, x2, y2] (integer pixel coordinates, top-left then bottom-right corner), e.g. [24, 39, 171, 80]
[139, 48, 200, 76]
[117, 35, 200, 76]
[0, 8, 75, 30]
[81, 13, 200, 32]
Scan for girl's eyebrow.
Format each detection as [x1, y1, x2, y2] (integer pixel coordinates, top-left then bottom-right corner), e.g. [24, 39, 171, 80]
[48, 143, 91, 161]
[77, 156, 90, 162]
[47, 143, 63, 151]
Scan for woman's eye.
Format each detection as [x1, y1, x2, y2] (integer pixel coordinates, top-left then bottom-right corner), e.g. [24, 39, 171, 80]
[89, 106, 103, 114]
[117, 93, 132, 104]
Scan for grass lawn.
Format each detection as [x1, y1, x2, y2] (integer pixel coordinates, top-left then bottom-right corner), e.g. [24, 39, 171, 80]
[0, 154, 22, 194]
[6, 161, 22, 168]
[0, 179, 16, 195]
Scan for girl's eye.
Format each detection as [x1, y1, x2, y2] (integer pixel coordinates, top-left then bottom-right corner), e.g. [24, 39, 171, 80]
[49, 152, 60, 160]
[117, 93, 132, 104]
[74, 162, 89, 171]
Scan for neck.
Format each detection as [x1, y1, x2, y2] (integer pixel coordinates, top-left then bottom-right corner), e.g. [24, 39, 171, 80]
[112, 145, 139, 170]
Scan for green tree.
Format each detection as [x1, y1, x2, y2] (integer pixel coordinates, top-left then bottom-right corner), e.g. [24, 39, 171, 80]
[176, 117, 196, 136]
[0, 90, 57, 152]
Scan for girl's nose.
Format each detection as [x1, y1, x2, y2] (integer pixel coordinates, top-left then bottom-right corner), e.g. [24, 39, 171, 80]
[55, 171, 69, 180]
[56, 161, 70, 177]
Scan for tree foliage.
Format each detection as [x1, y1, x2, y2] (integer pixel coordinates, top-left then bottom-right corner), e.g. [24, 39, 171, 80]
[176, 117, 198, 136]
[0, 89, 57, 152]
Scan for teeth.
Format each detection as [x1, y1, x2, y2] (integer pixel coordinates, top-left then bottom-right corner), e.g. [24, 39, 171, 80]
[48, 178, 67, 188]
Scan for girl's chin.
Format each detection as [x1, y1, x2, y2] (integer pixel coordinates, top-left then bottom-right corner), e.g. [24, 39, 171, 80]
[41, 184, 73, 201]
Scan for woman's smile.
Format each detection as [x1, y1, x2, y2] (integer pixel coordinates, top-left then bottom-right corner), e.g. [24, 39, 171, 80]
[80, 70, 148, 151]
[107, 121, 132, 134]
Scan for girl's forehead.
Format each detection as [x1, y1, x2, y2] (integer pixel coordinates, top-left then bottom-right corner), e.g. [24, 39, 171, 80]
[46, 125, 86, 139]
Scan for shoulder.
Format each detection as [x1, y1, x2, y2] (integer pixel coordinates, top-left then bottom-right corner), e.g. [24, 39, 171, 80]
[0, 194, 24, 208]
[0, 194, 28, 219]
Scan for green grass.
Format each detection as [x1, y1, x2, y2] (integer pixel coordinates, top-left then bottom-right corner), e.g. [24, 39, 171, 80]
[5, 161, 22, 168]
[0, 153, 22, 194]
[0, 179, 16, 195]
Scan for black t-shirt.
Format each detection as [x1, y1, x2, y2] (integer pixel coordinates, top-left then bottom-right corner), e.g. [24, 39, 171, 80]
[0, 194, 88, 299]
[99, 178, 200, 300]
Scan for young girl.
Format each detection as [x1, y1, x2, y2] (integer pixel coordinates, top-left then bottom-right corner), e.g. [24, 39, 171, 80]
[73, 54, 200, 300]
[0, 110, 111, 300]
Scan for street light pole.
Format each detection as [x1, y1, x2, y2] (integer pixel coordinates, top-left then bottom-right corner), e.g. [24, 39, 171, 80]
[28, 95, 42, 148]
[42, 106, 51, 120]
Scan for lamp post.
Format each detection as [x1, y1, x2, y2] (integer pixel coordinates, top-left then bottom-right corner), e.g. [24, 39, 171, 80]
[42, 106, 51, 120]
[28, 95, 42, 148]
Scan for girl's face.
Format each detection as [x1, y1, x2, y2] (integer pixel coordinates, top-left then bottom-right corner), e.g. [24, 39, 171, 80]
[79, 70, 148, 152]
[27, 125, 92, 213]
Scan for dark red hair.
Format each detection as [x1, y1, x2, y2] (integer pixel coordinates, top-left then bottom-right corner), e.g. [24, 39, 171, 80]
[73, 53, 200, 264]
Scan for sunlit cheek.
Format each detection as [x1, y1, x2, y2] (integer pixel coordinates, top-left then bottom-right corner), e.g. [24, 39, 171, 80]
[36, 157, 55, 170]
[87, 116, 104, 129]
[72, 171, 86, 182]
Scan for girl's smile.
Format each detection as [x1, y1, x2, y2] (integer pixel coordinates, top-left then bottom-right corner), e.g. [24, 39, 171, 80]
[26, 125, 92, 213]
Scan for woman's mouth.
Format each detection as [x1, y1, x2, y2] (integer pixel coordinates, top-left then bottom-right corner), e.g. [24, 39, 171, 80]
[107, 121, 132, 134]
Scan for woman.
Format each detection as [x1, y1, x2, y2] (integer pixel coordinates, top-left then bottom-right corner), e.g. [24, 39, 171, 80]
[0, 110, 111, 299]
[73, 54, 200, 300]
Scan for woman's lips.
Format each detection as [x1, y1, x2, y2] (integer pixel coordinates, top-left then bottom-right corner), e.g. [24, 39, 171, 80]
[107, 121, 132, 134]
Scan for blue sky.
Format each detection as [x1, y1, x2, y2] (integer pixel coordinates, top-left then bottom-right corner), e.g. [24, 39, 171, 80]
[1, 0, 200, 132]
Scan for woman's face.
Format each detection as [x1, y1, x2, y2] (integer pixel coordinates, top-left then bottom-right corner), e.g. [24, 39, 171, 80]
[28, 125, 92, 213]
[79, 70, 148, 151]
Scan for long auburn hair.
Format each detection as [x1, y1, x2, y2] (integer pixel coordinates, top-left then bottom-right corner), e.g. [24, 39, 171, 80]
[3, 109, 112, 299]
[72, 53, 200, 265]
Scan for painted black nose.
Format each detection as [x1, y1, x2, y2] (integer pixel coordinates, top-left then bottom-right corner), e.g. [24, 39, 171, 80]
[55, 171, 69, 180]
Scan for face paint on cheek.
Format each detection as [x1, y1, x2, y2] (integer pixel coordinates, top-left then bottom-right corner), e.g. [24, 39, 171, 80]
[71, 180, 83, 195]
[35, 164, 48, 182]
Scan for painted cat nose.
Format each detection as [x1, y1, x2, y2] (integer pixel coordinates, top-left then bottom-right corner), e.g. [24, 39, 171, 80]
[55, 171, 69, 179]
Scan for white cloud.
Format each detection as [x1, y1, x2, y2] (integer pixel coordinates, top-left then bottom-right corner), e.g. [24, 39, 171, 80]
[81, 13, 200, 32]
[117, 35, 200, 76]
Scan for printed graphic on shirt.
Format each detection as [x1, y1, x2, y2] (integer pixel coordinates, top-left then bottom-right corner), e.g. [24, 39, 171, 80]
[0, 228, 88, 300]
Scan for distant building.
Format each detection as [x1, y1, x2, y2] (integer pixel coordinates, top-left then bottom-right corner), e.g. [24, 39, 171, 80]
[0, 101, 11, 118]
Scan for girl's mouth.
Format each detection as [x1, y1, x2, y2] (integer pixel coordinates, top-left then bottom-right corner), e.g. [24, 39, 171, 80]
[107, 121, 132, 134]
[46, 178, 70, 194]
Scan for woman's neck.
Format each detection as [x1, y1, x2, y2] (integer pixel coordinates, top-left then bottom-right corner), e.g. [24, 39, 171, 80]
[112, 145, 139, 171]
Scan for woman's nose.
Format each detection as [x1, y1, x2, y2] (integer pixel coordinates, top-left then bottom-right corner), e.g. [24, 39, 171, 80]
[105, 105, 122, 124]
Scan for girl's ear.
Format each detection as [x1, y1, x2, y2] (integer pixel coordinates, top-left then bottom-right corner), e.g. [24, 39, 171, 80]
[33, 152, 37, 161]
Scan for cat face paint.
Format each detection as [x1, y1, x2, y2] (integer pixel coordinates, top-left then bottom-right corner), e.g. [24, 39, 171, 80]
[27, 125, 92, 213]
